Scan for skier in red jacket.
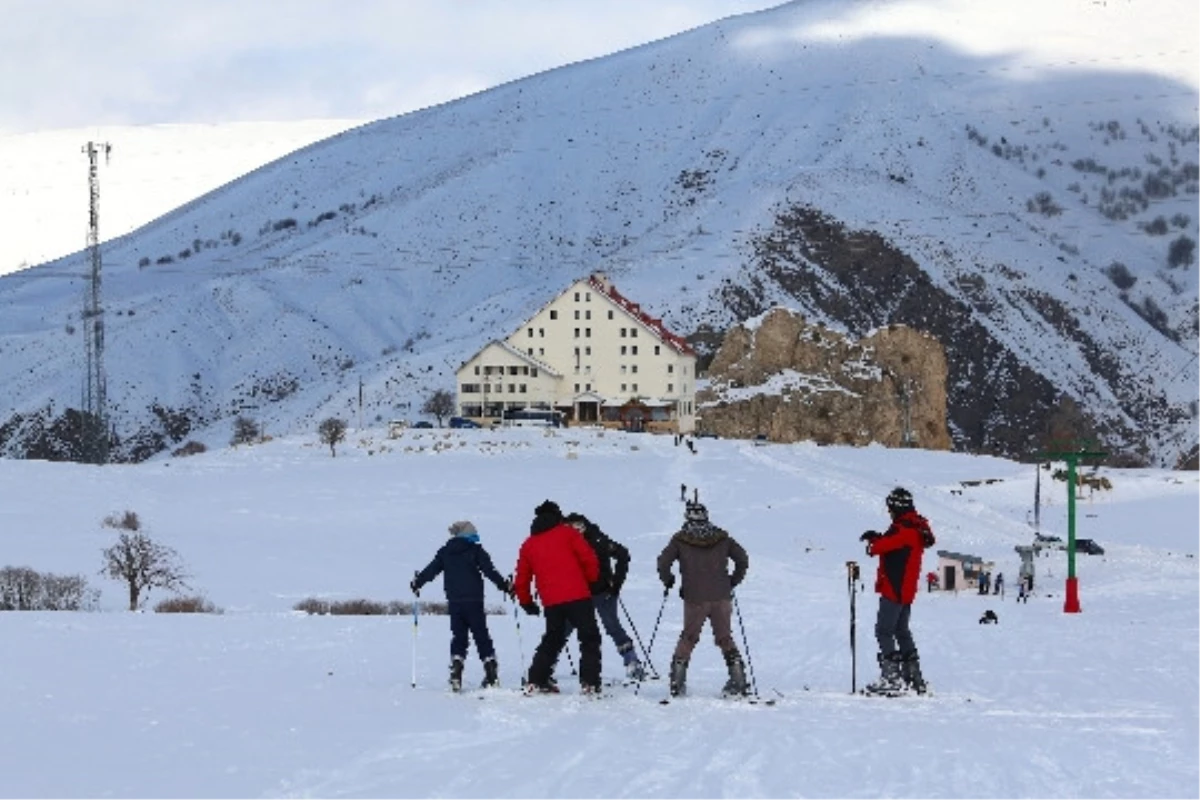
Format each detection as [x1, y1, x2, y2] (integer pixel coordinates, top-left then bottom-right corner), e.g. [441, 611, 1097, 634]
[513, 499, 603, 695]
[859, 487, 935, 695]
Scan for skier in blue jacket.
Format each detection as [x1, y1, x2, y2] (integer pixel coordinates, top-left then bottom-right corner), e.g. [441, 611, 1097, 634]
[411, 520, 512, 691]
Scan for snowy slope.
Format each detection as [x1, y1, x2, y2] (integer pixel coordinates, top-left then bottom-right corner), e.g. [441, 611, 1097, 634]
[0, 0, 1196, 466]
[0, 428, 1196, 797]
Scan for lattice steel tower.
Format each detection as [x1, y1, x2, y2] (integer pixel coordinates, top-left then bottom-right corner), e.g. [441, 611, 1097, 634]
[81, 141, 112, 464]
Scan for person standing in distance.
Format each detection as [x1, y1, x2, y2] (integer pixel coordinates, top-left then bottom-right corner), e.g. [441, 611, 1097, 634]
[513, 500, 603, 695]
[859, 487, 936, 696]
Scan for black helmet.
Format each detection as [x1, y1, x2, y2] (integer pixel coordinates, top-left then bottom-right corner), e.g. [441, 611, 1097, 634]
[886, 487, 914, 514]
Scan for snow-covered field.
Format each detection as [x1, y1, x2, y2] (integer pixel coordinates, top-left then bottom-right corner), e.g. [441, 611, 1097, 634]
[0, 428, 1196, 798]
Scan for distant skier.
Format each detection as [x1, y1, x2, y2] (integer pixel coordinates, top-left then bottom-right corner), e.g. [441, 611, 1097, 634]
[410, 520, 512, 692]
[513, 500, 603, 695]
[657, 500, 750, 698]
[925, 570, 938, 593]
[994, 572, 1004, 597]
[559, 512, 646, 681]
[859, 487, 936, 696]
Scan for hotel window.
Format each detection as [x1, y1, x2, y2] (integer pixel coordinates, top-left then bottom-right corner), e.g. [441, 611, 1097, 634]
[574, 383, 580, 392]
[631, 329, 638, 338]
[655, 346, 661, 355]
[668, 364, 674, 373]
[667, 383, 674, 392]
[574, 328, 580, 338]
[585, 293, 591, 302]
[574, 310, 580, 320]
[620, 345, 627, 355]
[474, 366, 480, 375]
[585, 310, 591, 320]
[620, 328, 627, 338]
[632, 383, 638, 392]
[586, 383, 592, 391]
[585, 346, 592, 355]
[631, 365, 638, 374]
[608, 310, 614, 320]
[621, 383, 627, 392]
[520, 384, 528, 393]
[550, 310, 558, 320]
[574, 292, 580, 301]
[585, 328, 591, 338]
[620, 365, 627, 374]
[508, 384, 516, 393]
[539, 328, 544, 337]
[631, 346, 638, 355]
[527, 328, 533, 337]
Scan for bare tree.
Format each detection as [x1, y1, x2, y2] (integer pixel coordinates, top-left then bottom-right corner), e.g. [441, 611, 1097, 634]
[318, 417, 347, 457]
[230, 415, 260, 446]
[422, 389, 455, 427]
[100, 510, 190, 611]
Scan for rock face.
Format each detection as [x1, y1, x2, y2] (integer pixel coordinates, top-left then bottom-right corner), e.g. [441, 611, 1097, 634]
[696, 308, 951, 449]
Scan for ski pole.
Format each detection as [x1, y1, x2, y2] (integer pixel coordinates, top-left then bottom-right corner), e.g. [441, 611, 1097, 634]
[619, 596, 660, 679]
[509, 574, 527, 686]
[645, 587, 670, 664]
[565, 644, 577, 676]
[846, 561, 860, 694]
[411, 571, 420, 689]
[731, 591, 759, 698]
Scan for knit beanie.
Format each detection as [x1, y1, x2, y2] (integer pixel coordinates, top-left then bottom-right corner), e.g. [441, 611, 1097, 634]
[535, 499, 562, 521]
[684, 501, 709, 523]
[448, 520, 478, 537]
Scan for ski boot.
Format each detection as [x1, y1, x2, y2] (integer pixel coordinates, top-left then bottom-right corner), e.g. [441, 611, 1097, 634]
[481, 656, 499, 689]
[619, 642, 646, 681]
[721, 649, 749, 698]
[580, 682, 603, 698]
[449, 655, 465, 693]
[522, 680, 560, 696]
[863, 652, 905, 696]
[899, 651, 928, 695]
[669, 658, 688, 697]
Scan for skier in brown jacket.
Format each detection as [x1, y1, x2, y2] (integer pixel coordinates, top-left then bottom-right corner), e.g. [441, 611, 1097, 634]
[656, 500, 750, 697]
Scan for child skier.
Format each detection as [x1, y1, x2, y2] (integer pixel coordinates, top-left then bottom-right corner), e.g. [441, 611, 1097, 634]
[656, 500, 750, 698]
[513, 500, 603, 695]
[410, 520, 512, 692]
[561, 512, 646, 681]
[859, 487, 936, 696]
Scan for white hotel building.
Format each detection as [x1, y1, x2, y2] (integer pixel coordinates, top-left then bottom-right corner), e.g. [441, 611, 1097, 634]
[455, 273, 697, 433]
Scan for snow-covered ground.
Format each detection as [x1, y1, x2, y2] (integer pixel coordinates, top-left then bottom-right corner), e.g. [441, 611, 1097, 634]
[0, 428, 1196, 798]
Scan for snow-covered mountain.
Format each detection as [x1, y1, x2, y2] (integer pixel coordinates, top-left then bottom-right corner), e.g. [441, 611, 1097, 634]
[0, 0, 1196, 466]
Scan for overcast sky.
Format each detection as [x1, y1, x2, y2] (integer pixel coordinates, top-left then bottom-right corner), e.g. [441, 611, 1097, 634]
[0, 0, 783, 136]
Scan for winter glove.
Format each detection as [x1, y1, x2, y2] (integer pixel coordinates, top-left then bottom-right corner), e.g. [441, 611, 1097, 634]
[520, 602, 541, 617]
[610, 579, 624, 597]
[409, 579, 421, 596]
[859, 530, 881, 543]
[662, 573, 675, 591]
[502, 577, 515, 599]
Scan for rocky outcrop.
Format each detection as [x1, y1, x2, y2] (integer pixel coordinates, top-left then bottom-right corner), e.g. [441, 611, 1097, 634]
[696, 308, 951, 449]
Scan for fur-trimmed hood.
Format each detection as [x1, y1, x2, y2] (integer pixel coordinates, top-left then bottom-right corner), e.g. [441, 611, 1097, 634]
[672, 519, 729, 547]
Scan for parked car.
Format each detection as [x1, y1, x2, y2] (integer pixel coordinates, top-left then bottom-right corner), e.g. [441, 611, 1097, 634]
[412, 421, 434, 429]
[1076, 539, 1105, 555]
[696, 431, 719, 439]
[448, 417, 481, 429]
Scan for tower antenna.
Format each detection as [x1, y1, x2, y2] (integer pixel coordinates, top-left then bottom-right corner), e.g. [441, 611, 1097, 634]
[81, 141, 112, 464]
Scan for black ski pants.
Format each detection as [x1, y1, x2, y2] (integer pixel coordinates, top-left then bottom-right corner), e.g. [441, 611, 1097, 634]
[528, 597, 602, 688]
[449, 599, 496, 661]
[874, 596, 916, 658]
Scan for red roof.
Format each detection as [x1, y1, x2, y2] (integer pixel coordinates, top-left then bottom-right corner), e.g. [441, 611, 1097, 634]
[587, 275, 695, 356]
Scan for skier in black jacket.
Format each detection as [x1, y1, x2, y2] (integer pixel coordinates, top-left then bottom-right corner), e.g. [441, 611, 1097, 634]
[561, 512, 646, 680]
[411, 520, 511, 691]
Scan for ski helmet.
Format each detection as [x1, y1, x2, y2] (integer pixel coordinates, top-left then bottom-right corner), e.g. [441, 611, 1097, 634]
[885, 487, 914, 514]
[684, 501, 709, 522]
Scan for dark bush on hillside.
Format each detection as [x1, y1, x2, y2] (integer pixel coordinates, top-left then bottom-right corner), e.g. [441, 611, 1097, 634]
[172, 440, 207, 457]
[1103, 261, 1137, 290]
[1167, 235, 1195, 268]
[155, 595, 221, 613]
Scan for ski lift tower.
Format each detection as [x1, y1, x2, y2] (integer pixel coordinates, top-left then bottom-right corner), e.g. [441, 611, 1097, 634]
[1036, 440, 1107, 613]
[81, 141, 112, 465]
